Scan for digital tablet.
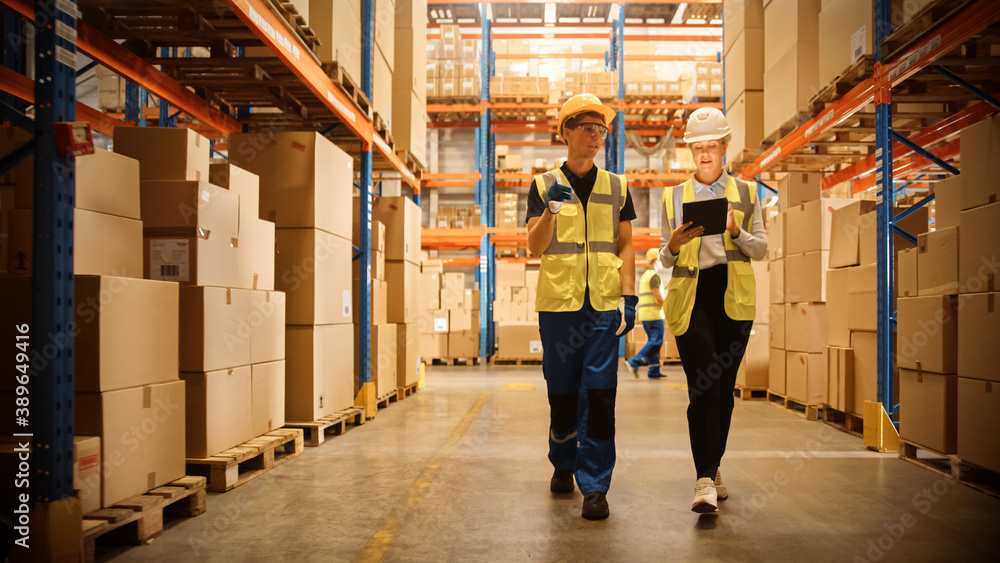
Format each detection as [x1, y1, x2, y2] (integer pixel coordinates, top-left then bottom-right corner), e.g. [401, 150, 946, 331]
[681, 197, 728, 237]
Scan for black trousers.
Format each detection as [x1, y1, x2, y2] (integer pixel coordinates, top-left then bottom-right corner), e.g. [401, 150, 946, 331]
[673, 265, 753, 480]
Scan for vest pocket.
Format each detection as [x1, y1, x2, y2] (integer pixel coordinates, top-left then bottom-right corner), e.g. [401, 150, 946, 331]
[556, 204, 579, 243]
[731, 261, 756, 305]
[538, 254, 577, 299]
[598, 252, 623, 297]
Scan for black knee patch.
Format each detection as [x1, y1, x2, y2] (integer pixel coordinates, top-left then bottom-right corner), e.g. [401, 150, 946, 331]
[587, 388, 617, 440]
[649, 344, 662, 357]
[548, 392, 578, 435]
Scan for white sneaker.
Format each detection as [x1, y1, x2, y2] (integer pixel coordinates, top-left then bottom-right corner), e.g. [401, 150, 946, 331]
[691, 477, 718, 513]
[715, 469, 728, 500]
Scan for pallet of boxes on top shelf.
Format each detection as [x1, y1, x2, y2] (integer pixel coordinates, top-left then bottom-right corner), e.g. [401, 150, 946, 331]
[426, 24, 482, 104]
[492, 262, 542, 365]
[761, 0, 821, 149]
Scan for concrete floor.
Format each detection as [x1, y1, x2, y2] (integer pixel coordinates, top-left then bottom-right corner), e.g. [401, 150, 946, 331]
[101, 364, 1000, 563]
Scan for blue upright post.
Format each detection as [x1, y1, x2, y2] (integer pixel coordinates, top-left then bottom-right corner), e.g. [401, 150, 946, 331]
[125, 80, 139, 124]
[479, 4, 494, 359]
[615, 5, 625, 173]
[359, 0, 374, 388]
[874, 0, 897, 419]
[32, 0, 78, 505]
[158, 47, 173, 127]
[3, 8, 26, 112]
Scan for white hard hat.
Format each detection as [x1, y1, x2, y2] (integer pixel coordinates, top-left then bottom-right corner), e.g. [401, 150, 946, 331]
[683, 107, 732, 144]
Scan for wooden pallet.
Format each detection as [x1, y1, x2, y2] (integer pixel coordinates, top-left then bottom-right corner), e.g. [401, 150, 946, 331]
[766, 391, 821, 421]
[899, 439, 1000, 500]
[372, 111, 394, 150]
[491, 357, 543, 366]
[823, 407, 865, 438]
[759, 112, 813, 153]
[807, 55, 875, 114]
[726, 148, 760, 175]
[322, 60, 372, 119]
[285, 406, 367, 447]
[396, 149, 427, 174]
[270, 0, 321, 54]
[376, 389, 399, 409]
[734, 386, 767, 401]
[492, 94, 548, 104]
[186, 428, 304, 492]
[882, 0, 976, 62]
[398, 382, 419, 399]
[430, 357, 480, 366]
[83, 476, 206, 562]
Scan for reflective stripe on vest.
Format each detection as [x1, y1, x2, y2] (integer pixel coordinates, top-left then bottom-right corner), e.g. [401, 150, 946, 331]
[661, 175, 757, 335]
[534, 167, 627, 312]
[637, 268, 664, 321]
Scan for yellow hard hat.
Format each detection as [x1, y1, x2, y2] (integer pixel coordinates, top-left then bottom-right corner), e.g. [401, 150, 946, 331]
[558, 93, 617, 141]
[683, 107, 732, 144]
[645, 248, 659, 262]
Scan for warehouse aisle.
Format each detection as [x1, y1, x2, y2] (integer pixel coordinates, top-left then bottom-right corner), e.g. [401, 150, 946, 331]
[102, 365, 1000, 563]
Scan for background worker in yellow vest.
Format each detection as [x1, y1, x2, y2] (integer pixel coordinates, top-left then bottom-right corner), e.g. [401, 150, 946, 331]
[659, 107, 767, 514]
[626, 248, 666, 379]
[526, 93, 638, 521]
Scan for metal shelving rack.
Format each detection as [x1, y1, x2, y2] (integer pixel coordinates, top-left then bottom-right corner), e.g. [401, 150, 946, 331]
[422, 1, 723, 359]
[0, 0, 426, 513]
[735, 0, 1000, 423]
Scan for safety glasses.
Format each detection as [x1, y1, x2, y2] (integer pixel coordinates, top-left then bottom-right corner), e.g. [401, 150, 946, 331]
[571, 123, 609, 139]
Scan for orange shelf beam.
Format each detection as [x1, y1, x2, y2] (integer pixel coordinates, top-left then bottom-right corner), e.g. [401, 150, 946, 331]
[429, 33, 719, 42]
[0, 66, 126, 137]
[849, 138, 960, 195]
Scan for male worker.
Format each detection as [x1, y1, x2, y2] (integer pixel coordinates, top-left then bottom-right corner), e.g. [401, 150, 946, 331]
[526, 93, 638, 521]
[659, 107, 767, 513]
[626, 248, 666, 379]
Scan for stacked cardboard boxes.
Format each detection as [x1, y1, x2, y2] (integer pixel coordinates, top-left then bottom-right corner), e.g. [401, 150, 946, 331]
[818, 0, 874, 89]
[953, 116, 1000, 472]
[229, 131, 353, 422]
[723, 0, 764, 166]
[307, 0, 363, 101]
[489, 76, 549, 99]
[493, 263, 542, 360]
[419, 260, 449, 358]
[496, 146, 524, 172]
[762, 0, 821, 137]
[435, 205, 482, 229]
[427, 24, 482, 98]
[392, 0, 428, 168]
[737, 260, 771, 389]
[694, 63, 724, 99]
[0, 134, 186, 512]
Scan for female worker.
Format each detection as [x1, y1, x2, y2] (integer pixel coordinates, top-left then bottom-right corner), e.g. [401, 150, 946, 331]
[659, 107, 767, 513]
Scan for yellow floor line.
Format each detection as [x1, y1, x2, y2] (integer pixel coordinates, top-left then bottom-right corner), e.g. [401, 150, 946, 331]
[355, 391, 491, 563]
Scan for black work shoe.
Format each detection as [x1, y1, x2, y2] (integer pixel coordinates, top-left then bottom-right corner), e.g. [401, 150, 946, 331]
[550, 469, 574, 494]
[582, 491, 610, 520]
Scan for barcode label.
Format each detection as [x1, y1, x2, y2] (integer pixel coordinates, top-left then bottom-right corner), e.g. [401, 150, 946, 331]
[149, 239, 191, 282]
[160, 264, 180, 277]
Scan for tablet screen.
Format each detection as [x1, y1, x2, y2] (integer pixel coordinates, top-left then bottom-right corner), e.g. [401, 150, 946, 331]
[681, 197, 728, 237]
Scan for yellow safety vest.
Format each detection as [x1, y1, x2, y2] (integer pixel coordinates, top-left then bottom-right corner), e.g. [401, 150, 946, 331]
[662, 175, 758, 336]
[533, 167, 627, 312]
[637, 268, 664, 322]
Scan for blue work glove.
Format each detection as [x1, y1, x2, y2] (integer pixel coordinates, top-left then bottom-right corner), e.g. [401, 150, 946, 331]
[546, 182, 573, 214]
[616, 295, 639, 337]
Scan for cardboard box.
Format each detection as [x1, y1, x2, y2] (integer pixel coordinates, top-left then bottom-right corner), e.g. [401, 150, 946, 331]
[181, 366, 254, 458]
[763, 42, 819, 138]
[229, 132, 354, 239]
[420, 332, 448, 358]
[917, 227, 959, 296]
[442, 272, 465, 289]
[385, 260, 420, 323]
[785, 302, 826, 353]
[724, 0, 765, 54]
[858, 205, 929, 264]
[847, 264, 877, 332]
[900, 369, 957, 453]
[851, 331, 878, 415]
[898, 247, 918, 298]
[209, 162, 260, 228]
[767, 212, 785, 261]
[275, 229, 353, 326]
[177, 286, 251, 373]
[724, 28, 764, 97]
[464, 289, 481, 311]
[372, 196, 422, 265]
[825, 346, 855, 412]
[140, 181, 240, 241]
[829, 200, 877, 268]
[769, 304, 785, 348]
[957, 377, 1000, 473]
[7, 209, 144, 278]
[390, 88, 427, 167]
[420, 272, 441, 309]
[778, 173, 824, 208]
[495, 323, 543, 359]
[959, 113, 1000, 211]
[448, 330, 480, 359]
[496, 262, 526, 288]
[896, 295, 958, 374]
[957, 292, 1000, 382]
[250, 290, 286, 364]
[783, 198, 853, 256]
[397, 323, 420, 388]
[763, 0, 821, 70]
[736, 323, 769, 388]
[309, 0, 362, 82]
[74, 436, 102, 515]
[251, 361, 285, 437]
[933, 175, 961, 230]
[724, 91, 764, 167]
[285, 324, 355, 421]
[786, 352, 824, 404]
[372, 324, 398, 399]
[144, 235, 239, 288]
[75, 148, 141, 219]
[958, 202, 1000, 294]
[237, 218, 276, 291]
[825, 267, 851, 347]
[421, 309, 449, 334]
[449, 308, 478, 333]
[818, 0, 873, 88]
[75, 380, 186, 507]
[770, 258, 784, 303]
[114, 127, 210, 182]
[769, 348, 786, 395]
[784, 250, 829, 303]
